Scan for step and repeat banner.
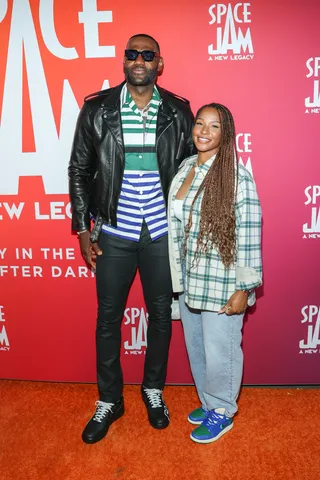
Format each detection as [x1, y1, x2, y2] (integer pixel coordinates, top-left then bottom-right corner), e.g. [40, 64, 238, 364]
[0, 0, 319, 385]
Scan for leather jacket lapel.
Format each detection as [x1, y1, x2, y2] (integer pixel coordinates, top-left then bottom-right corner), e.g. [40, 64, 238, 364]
[100, 83, 124, 156]
[156, 86, 177, 140]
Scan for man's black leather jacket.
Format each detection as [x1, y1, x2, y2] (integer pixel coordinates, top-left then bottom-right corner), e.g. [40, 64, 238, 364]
[68, 81, 195, 239]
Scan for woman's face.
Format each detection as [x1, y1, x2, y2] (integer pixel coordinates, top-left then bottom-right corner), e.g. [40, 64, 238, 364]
[192, 107, 221, 158]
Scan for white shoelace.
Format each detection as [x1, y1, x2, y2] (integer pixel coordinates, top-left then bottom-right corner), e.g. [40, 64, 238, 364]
[144, 388, 163, 408]
[205, 411, 225, 426]
[203, 410, 231, 429]
[93, 401, 114, 423]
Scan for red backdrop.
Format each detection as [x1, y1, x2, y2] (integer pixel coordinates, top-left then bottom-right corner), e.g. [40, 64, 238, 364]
[1, 0, 319, 385]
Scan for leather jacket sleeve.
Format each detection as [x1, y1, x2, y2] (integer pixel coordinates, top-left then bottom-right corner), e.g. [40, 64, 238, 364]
[183, 107, 196, 159]
[68, 102, 97, 232]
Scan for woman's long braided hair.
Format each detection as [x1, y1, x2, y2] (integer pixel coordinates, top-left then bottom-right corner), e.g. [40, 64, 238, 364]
[184, 103, 238, 268]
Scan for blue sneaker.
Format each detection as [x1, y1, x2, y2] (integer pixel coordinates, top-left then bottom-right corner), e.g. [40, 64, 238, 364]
[190, 409, 233, 443]
[188, 407, 208, 425]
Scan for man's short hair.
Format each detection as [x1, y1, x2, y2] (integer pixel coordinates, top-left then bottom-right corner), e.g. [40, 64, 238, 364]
[127, 34, 160, 53]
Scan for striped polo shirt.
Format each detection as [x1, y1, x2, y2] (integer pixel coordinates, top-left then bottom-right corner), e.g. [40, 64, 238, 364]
[101, 84, 168, 241]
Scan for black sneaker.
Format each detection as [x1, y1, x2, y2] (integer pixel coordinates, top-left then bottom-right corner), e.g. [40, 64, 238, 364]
[82, 397, 124, 444]
[141, 386, 170, 429]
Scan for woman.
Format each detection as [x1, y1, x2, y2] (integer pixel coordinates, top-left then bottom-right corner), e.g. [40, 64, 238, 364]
[168, 103, 262, 443]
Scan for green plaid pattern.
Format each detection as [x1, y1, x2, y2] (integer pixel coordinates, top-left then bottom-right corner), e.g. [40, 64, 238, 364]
[168, 155, 262, 311]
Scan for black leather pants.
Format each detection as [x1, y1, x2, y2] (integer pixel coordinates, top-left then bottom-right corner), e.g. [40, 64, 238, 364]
[95, 222, 173, 402]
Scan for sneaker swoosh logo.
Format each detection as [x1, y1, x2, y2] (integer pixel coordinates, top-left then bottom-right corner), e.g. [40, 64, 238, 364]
[220, 421, 232, 430]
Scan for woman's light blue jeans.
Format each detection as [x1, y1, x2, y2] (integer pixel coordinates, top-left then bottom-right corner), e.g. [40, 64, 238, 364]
[179, 294, 244, 417]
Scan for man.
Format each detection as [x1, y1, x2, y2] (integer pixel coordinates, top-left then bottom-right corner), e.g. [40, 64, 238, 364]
[69, 33, 194, 444]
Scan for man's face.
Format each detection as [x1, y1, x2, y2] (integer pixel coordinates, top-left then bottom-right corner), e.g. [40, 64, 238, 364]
[124, 36, 163, 87]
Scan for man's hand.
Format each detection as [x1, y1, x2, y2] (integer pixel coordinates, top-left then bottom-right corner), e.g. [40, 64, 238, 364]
[78, 231, 102, 269]
[218, 290, 248, 316]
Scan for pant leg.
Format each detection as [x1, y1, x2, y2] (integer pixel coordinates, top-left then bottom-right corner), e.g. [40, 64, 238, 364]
[201, 311, 244, 416]
[178, 294, 207, 409]
[95, 233, 137, 402]
[138, 225, 173, 389]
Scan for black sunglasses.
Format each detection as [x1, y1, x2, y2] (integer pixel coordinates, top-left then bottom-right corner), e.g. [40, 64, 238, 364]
[124, 49, 159, 62]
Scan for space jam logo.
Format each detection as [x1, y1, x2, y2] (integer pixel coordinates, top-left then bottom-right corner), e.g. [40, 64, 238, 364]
[208, 3, 254, 61]
[236, 133, 253, 177]
[305, 57, 320, 114]
[123, 308, 148, 355]
[0, 305, 10, 352]
[0, 0, 113, 196]
[303, 186, 320, 239]
[299, 306, 320, 354]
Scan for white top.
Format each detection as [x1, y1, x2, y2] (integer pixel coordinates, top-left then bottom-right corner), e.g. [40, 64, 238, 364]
[173, 198, 184, 222]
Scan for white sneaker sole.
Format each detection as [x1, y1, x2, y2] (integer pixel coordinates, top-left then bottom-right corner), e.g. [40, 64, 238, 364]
[190, 422, 234, 443]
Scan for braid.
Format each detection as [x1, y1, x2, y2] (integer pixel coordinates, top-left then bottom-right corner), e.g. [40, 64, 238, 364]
[184, 103, 238, 268]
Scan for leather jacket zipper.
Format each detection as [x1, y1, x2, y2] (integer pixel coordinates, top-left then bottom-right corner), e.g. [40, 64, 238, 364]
[107, 158, 115, 224]
[156, 116, 173, 159]
[156, 115, 173, 202]
[102, 109, 123, 225]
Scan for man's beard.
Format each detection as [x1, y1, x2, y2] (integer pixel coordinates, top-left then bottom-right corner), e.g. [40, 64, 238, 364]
[124, 66, 158, 86]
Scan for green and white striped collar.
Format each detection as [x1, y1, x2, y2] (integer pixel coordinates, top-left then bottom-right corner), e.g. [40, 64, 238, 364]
[120, 83, 162, 113]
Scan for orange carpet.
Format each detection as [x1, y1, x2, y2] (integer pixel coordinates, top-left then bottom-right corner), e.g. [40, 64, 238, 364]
[0, 381, 319, 480]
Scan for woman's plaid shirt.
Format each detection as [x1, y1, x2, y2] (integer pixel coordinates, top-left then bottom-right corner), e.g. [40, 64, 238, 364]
[168, 155, 262, 312]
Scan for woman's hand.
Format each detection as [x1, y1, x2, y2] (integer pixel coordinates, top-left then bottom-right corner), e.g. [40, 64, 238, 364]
[218, 290, 248, 316]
